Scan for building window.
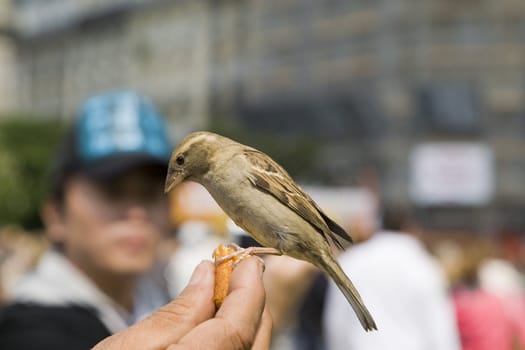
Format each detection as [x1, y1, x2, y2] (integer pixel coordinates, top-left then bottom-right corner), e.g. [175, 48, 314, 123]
[416, 82, 483, 134]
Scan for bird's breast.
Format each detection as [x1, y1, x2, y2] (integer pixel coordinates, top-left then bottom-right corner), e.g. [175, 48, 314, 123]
[203, 173, 313, 252]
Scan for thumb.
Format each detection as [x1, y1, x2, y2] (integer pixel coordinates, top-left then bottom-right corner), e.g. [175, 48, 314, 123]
[93, 261, 216, 350]
[151, 261, 216, 339]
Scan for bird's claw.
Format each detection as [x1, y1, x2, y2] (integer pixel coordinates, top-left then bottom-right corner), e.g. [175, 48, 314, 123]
[214, 243, 281, 267]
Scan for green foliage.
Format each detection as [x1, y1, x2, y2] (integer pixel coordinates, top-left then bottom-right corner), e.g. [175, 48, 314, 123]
[0, 118, 65, 230]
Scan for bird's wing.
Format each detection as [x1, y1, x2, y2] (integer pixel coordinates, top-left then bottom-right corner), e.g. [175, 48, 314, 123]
[243, 148, 352, 248]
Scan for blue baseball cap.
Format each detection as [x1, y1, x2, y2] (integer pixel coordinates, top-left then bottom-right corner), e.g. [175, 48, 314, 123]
[49, 90, 172, 199]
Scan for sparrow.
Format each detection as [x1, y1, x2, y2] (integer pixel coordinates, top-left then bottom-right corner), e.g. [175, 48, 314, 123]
[164, 131, 377, 331]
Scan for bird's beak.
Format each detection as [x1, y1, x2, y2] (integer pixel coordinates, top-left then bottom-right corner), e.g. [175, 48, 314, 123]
[164, 173, 182, 194]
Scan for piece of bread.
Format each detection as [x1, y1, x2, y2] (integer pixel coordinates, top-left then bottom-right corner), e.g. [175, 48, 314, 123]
[213, 244, 236, 308]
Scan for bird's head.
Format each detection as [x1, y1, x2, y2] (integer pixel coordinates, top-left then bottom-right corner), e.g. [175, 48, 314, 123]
[164, 131, 226, 193]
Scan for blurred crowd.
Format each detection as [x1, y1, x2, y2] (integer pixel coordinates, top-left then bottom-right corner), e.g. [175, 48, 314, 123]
[0, 90, 524, 350]
[2, 189, 525, 350]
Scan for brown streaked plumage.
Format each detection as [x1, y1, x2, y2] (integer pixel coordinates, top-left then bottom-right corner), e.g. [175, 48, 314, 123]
[164, 131, 377, 331]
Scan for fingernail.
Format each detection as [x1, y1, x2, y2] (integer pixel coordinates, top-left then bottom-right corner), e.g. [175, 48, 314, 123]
[188, 261, 208, 285]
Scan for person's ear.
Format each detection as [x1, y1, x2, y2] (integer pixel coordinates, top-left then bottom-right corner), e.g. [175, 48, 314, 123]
[41, 199, 67, 243]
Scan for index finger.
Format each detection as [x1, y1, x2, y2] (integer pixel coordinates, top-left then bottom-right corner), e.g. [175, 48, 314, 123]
[93, 261, 216, 350]
[171, 257, 267, 349]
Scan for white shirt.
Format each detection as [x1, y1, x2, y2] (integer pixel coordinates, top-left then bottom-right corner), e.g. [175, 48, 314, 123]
[323, 232, 460, 350]
[13, 249, 168, 333]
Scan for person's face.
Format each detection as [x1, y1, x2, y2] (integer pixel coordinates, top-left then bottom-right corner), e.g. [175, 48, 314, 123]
[49, 166, 169, 278]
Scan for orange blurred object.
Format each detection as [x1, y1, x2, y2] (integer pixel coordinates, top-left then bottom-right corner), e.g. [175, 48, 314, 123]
[168, 182, 228, 235]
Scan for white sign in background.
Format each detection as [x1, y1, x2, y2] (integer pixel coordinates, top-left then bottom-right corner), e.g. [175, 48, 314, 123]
[410, 142, 494, 205]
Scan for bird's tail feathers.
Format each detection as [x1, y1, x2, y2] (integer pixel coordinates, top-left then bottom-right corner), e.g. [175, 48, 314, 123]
[320, 255, 377, 331]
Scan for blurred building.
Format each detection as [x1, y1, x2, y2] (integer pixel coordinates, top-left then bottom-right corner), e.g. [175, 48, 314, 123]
[10, 0, 525, 231]
[0, 0, 16, 113]
[12, 0, 209, 139]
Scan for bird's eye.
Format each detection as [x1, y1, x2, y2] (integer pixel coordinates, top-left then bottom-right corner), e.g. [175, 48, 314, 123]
[176, 155, 185, 166]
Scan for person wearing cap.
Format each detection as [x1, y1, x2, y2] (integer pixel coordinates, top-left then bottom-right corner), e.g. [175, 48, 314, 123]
[0, 91, 173, 348]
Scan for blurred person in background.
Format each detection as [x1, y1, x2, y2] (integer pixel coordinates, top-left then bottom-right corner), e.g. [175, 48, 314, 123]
[323, 206, 460, 350]
[0, 91, 174, 349]
[0, 227, 48, 304]
[452, 239, 525, 350]
[264, 254, 319, 350]
[478, 235, 525, 347]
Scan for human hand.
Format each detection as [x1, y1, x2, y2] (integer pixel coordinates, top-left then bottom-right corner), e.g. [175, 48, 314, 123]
[93, 258, 271, 350]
